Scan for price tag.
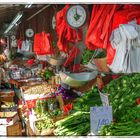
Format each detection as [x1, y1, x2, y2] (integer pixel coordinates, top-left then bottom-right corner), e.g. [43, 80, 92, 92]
[90, 106, 112, 135]
[99, 90, 109, 106]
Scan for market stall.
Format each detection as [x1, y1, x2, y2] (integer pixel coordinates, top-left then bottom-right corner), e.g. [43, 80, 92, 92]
[0, 3, 140, 137]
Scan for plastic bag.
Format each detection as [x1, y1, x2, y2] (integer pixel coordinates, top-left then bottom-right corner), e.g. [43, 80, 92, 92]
[109, 22, 140, 73]
[33, 32, 54, 55]
[21, 40, 30, 52]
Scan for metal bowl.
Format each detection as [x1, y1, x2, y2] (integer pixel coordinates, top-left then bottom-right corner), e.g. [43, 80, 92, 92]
[59, 71, 98, 87]
[46, 56, 66, 66]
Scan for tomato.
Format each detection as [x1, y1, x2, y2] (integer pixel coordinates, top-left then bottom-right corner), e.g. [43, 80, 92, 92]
[136, 98, 140, 105]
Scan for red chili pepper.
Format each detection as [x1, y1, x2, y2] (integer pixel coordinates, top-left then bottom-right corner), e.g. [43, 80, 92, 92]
[63, 106, 69, 113]
[63, 103, 73, 114]
[66, 103, 73, 110]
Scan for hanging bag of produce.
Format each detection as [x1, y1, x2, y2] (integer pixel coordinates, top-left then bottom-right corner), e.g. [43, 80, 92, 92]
[33, 32, 54, 55]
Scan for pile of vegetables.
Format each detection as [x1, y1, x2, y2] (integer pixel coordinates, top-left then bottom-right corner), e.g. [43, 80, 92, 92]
[54, 86, 102, 136]
[36, 68, 54, 80]
[35, 113, 55, 134]
[54, 111, 90, 136]
[55, 86, 79, 101]
[82, 49, 106, 65]
[44, 69, 54, 80]
[35, 98, 61, 117]
[72, 87, 102, 112]
[99, 121, 140, 136]
[82, 49, 95, 65]
[102, 73, 140, 121]
[99, 73, 140, 136]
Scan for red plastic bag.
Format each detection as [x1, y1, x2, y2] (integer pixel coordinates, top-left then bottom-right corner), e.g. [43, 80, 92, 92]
[86, 4, 118, 50]
[17, 38, 22, 49]
[33, 32, 54, 55]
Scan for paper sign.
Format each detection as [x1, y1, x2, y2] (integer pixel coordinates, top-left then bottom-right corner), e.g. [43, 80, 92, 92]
[0, 125, 7, 135]
[99, 90, 109, 106]
[90, 106, 112, 135]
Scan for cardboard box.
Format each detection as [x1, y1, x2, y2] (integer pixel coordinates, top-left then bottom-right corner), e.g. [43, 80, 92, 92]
[0, 112, 19, 125]
[0, 121, 22, 136]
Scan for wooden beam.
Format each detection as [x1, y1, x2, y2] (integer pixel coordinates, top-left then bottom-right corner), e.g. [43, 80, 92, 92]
[26, 5, 51, 21]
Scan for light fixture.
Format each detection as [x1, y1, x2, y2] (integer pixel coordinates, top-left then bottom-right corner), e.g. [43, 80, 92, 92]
[25, 3, 33, 8]
[4, 11, 23, 34]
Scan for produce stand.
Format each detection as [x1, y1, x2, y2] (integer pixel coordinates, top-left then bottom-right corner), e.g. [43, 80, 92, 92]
[0, 3, 140, 137]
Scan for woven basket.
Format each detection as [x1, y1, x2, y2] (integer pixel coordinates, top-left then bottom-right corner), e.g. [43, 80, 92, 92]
[7, 122, 22, 136]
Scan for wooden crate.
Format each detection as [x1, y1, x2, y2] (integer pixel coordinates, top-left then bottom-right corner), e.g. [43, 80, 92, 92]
[0, 96, 14, 102]
[7, 122, 22, 136]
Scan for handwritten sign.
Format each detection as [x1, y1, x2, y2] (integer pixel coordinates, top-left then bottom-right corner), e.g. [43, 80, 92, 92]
[90, 106, 112, 135]
[99, 90, 109, 106]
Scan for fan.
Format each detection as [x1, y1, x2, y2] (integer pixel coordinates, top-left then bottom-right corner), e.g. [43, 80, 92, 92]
[25, 28, 34, 37]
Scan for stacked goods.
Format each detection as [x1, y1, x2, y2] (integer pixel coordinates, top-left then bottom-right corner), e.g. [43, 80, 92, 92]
[23, 84, 56, 95]
[0, 101, 17, 112]
[54, 111, 90, 136]
[99, 73, 140, 136]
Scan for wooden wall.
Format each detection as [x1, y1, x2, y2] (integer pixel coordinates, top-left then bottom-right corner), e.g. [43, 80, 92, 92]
[16, 4, 65, 41]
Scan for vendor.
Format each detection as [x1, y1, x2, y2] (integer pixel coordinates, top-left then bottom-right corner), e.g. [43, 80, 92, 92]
[0, 51, 10, 87]
[0, 48, 19, 89]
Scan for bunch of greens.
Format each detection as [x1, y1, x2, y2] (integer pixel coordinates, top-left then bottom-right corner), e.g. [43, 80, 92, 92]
[102, 73, 140, 122]
[72, 87, 102, 112]
[54, 111, 90, 136]
[99, 73, 140, 136]
[99, 121, 140, 136]
[44, 69, 54, 80]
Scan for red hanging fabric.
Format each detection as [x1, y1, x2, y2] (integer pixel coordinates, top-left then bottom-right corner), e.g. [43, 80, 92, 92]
[86, 4, 140, 65]
[33, 32, 54, 55]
